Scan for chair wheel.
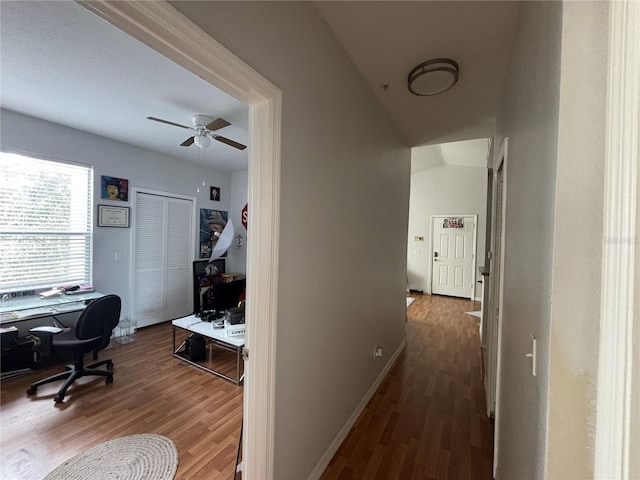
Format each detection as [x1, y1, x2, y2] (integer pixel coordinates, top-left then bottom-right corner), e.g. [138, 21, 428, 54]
[54, 395, 64, 403]
[106, 361, 113, 370]
[105, 376, 113, 385]
[26, 386, 37, 395]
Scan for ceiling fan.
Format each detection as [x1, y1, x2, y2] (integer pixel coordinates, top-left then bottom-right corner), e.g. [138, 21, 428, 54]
[147, 114, 247, 150]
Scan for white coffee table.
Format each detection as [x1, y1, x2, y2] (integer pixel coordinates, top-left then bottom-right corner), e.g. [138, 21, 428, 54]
[172, 315, 245, 385]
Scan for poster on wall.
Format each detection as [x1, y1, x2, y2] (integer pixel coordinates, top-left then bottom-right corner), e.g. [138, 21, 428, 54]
[199, 209, 229, 259]
[101, 175, 129, 202]
[443, 217, 464, 229]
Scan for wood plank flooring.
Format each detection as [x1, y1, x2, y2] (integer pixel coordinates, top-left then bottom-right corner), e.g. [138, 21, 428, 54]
[0, 322, 243, 480]
[1, 294, 492, 480]
[320, 294, 494, 480]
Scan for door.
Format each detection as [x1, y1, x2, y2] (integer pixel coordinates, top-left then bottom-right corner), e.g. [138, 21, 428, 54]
[132, 190, 195, 328]
[431, 215, 477, 299]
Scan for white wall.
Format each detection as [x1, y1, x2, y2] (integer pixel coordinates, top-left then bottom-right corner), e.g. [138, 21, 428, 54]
[227, 170, 248, 275]
[407, 164, 487, 296]
[0, 108, 245, 321]
[169, 3, 411, 479]
[494, 2, 608, 479]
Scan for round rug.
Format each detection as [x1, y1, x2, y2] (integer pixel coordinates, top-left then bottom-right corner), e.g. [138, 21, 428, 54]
[44, 434, 178, 480]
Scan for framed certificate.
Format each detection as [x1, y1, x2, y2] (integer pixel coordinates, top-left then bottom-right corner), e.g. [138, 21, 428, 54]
[97, 205, 130, 228]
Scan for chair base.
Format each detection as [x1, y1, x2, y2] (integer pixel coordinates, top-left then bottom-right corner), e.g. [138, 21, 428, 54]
[26, 359, 113, 403]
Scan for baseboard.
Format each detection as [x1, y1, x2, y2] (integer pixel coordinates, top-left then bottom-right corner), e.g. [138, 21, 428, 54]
[306, 337, 407, 480]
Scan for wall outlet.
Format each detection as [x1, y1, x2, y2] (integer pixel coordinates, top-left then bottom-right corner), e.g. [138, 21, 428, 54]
[373, 346, 383, 358]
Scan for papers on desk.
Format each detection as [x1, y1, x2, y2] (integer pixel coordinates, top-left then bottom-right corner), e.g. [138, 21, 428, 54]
[39, 288, 63, 298]
[14, 307, 55, 319]
[52, 302, 86, 313]
[0, 311, 18, 322]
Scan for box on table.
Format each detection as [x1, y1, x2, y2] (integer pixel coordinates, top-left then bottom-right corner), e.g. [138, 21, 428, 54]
[225, 320, 245, 337]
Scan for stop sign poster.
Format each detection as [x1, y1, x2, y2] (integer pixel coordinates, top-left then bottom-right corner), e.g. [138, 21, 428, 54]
[242, 203, 248, 230]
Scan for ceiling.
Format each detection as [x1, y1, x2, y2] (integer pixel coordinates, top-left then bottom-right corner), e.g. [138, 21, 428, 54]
[0, 1, 249, 172]
[1, 1, 520, 171]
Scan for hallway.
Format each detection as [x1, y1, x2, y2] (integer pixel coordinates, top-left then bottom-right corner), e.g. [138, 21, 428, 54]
[321, 294, 493, 480]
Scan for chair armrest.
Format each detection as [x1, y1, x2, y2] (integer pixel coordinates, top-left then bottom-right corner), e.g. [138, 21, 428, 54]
[28, 327, 61, 356]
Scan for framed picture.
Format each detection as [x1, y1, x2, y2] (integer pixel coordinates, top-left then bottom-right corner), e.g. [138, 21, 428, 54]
[210, 186, 221, 201]
[97, 205, 130, 228]
[101, 175, 129, 201]
[199, 209, 228, 259]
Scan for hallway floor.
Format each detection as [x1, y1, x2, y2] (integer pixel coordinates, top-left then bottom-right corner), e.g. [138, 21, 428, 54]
[321, 294, 494, 480]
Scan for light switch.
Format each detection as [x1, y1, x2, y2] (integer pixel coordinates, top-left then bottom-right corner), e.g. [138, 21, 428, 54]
[114, 251, 122, 262]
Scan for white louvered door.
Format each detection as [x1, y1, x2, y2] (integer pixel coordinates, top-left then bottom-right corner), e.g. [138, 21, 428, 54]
[133, 191, 194, 328]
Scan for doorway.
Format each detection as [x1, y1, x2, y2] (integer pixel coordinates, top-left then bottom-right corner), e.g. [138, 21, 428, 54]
[80, 3, 282, 477]
[430, 214, 477, 300]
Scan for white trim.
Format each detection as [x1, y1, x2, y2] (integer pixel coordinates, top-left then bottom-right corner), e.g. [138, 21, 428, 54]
[595, 1, 639, 478]
[78, 2, 282, 477]
[491, 138, 508, 478]
[306, 338, 407, 480]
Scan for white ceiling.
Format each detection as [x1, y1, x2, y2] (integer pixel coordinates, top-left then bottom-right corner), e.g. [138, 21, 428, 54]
[314, 1, 520, 147]
[0, 1, 249, 172]
[411, 138, 491, 174]
[1, 1, 520, 171]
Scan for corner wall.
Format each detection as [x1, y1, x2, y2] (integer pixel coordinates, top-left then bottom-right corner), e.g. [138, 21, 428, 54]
[169, 3, 411, 479]
[494, 2, 609, 478]
[493, 2, 562, 478]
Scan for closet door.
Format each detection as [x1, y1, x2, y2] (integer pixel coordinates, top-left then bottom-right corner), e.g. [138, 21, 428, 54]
[133, 191, 194, 328]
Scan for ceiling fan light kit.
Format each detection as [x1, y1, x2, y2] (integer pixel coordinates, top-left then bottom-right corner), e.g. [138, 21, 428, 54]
[408, 58, 459, 96]
[146, 114, 246, 150]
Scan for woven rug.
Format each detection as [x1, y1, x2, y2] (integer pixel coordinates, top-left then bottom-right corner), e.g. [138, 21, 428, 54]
[44, 434, 178, 480]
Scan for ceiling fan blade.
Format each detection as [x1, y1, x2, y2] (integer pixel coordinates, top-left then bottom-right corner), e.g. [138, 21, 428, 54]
[214, 135, 247, 150]
[147, 116, 190, 129]
[206, 117, 231, 132]
[180, 136, 195, 147]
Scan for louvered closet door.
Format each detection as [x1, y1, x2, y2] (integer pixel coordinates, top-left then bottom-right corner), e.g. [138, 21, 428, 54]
[133, 192, 193, 328]
[165, 198, 192, 319]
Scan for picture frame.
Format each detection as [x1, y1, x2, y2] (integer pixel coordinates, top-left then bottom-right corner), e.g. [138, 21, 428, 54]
[210, 186, 221, 201]
[100, 175, 129, 201]
[97, 205, 130, 228]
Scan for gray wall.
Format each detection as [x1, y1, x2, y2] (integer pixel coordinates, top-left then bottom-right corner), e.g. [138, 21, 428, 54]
[1, 108, 241, 321]
[169, 2, 411, 479]
[407, 164, 488, 296]
[494, 2, 608, 478]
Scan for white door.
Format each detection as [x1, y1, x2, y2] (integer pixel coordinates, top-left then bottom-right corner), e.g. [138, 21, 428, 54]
[431, 215, 477, 299]
[133, 190, 194, 328]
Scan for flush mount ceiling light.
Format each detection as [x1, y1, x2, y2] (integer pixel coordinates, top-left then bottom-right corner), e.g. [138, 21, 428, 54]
[408, 58, 459, 96]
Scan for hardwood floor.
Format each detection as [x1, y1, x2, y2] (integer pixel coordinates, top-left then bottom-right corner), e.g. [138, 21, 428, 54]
[320, 294, 494, 480]
[2, 294, 491, 480]
[0, 322, 243, 480]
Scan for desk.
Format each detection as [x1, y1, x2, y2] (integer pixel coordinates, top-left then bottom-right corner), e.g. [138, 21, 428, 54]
[0, 292, 104, 324]
[172, 315, 244, 385]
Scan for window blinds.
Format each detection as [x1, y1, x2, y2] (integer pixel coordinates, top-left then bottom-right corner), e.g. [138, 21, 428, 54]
[0, 151, 92, 292]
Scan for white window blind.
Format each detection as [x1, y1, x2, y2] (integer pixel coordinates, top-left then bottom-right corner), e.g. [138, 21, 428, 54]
[0, 151, 92, 293]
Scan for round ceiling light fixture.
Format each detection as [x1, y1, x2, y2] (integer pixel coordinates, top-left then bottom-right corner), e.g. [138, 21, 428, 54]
[194, 132, 211, 148]
[408, 58, 459, 96]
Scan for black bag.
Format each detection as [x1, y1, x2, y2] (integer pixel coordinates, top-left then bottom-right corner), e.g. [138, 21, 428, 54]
[186, 334, 206, 361]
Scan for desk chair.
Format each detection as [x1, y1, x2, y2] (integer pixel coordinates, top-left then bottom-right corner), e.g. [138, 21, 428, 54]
[26, 294, 121, 403]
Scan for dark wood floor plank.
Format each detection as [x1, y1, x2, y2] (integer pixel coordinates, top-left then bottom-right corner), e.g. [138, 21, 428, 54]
[321, 294, 494, 480]
[0, 322, 243, 480]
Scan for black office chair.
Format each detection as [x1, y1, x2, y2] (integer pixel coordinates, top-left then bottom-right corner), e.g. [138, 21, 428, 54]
[26, 294, 121, 403]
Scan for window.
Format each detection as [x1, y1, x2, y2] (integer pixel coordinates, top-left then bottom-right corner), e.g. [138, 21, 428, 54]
[0, 151, 93, 293]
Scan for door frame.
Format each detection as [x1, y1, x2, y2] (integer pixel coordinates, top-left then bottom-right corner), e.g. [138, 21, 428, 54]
[489, 138, 508, 477]
[429, 214, 478, 300]
[80, 2, 282, 477]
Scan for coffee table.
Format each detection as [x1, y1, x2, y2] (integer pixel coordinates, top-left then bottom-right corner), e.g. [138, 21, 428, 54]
[172, 315, 245, 385]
